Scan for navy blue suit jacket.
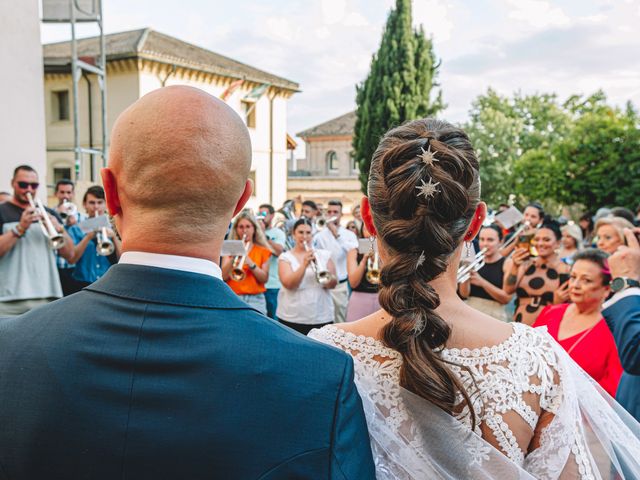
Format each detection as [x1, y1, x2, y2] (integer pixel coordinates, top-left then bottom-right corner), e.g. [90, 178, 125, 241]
[0, 264, 375, 479]
[603, 293, 640, 421]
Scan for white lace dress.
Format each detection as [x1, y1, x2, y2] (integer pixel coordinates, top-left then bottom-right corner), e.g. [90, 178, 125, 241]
[309, 323, 640, 479]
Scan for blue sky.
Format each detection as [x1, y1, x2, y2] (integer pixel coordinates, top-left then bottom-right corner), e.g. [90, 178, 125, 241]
[41, 0, 640, 152]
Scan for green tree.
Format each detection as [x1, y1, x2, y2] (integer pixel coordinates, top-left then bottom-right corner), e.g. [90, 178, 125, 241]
[353, 0, 444, 193]
[465, 89, 572, 206]
[558, 110, 640, 209]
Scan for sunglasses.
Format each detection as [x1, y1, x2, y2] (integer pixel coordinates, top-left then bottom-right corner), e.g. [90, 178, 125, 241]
[17, 181, 39, 189]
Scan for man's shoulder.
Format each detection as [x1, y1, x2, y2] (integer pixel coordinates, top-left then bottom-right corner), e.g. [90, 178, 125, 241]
[0, 201, 21, 223]
[266, 227, 286, 241]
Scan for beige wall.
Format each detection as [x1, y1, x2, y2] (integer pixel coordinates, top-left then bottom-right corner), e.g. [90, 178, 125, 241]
[44, 68, 140, 190]
[43, 62, 291, 210]
[287, 176, 363, 220]
[0, 0, 47, 194]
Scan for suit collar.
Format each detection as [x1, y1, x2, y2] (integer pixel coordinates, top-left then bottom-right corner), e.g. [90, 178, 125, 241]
[85, 263, 255, 310]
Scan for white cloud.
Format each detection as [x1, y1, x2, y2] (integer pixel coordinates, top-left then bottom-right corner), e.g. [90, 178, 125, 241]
[503, 0, 571, 30]
[413, 0, 455, 42]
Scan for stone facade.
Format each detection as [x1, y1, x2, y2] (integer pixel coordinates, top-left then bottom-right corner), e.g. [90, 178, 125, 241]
[292, 111, 363, 217]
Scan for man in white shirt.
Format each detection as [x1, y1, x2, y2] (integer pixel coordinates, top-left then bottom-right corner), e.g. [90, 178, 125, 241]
[314, 199, 358, 323]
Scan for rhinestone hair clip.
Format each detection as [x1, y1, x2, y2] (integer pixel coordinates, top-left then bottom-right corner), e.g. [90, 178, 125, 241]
[416, 177, 440, 200]
[418, 144, 439, 167]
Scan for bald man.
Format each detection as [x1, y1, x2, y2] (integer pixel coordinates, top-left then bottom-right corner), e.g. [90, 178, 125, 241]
[0, 86, 375, 480]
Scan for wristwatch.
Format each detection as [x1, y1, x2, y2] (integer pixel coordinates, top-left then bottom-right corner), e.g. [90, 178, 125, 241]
[249, 263, 257, 270]
[610, 277, 640, 293]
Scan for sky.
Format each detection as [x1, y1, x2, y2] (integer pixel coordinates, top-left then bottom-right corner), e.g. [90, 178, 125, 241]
[40, 0, 640, 155]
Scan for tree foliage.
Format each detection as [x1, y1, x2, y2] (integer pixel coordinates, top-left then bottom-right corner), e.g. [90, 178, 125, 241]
[353, 0, 444, 193]
[465, 89, 640, 211]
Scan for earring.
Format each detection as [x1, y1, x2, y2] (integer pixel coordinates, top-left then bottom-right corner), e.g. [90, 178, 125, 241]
[465, 241, 472, 258]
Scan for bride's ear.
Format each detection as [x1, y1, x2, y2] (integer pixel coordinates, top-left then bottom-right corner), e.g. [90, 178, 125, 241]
[464, 202, 487, 241]
[361, 197, 377, 236]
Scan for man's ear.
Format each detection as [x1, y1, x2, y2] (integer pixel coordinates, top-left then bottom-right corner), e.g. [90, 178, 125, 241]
[232, 179, 253, 217]
[100, 168, 121, 216]
[465, 202, 487, 241]
[361, 197, 376, 236]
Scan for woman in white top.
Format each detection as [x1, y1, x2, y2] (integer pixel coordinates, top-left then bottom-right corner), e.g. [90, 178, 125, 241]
[277, 218, 337, 335]
[309, 118, 640, 479]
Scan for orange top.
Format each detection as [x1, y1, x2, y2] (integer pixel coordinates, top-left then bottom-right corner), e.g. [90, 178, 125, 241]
[226, 244, 272, 295]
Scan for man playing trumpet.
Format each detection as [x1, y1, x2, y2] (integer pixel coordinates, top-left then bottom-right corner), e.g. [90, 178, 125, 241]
[313, 199, 358, 323]
[0, 165, 74, 315]
[67, 185, 120, 290]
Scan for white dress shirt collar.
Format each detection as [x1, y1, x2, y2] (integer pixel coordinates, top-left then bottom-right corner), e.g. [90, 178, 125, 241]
[119, 251, 222, 279]
[603, 286, 640, 310]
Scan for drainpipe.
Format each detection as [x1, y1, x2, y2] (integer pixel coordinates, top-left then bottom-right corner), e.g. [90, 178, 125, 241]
[269, 90, 274, 204]
[82, 71, 94, 181]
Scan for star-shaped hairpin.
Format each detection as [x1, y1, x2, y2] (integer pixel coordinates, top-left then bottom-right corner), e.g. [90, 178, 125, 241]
[416, 251, 426, 269]
[412, 318, 426, 335]
[416, 177, 440, 200]
[418, 145, 439, 167]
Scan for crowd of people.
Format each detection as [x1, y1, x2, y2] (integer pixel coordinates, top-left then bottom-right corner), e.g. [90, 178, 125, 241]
[212, 188, 640, 410]
[1, 85, 640, 478]
[0, 167, 119, 316]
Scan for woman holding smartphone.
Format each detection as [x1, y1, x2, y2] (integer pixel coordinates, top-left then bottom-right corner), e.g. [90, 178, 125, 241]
[503, 221, 570, 325]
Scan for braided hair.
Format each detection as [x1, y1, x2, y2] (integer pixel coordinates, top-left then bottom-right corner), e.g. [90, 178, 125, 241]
[368, 118, 481, 421]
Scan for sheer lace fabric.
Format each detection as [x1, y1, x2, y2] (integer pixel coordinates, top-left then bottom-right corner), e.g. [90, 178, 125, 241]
[309, 323, 640, 479]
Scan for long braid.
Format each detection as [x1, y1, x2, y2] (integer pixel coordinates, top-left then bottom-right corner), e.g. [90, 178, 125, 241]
[368, 118, 480, 424]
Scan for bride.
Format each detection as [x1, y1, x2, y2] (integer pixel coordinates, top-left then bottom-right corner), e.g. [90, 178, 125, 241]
[309, 118, 640, 479]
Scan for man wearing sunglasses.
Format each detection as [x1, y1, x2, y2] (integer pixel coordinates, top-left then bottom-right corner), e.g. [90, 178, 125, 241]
[0, 165, 74, 315]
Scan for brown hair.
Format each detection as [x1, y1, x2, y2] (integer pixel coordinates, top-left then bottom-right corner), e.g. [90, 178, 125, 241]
[368, 118, 480, 422]
[229, 209, 273, 253]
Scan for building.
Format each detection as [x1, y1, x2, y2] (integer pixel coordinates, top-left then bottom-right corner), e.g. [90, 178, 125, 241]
[42, 28, 300, 209]
[291, 111, 362, 215]
[0, 0, 47, 191]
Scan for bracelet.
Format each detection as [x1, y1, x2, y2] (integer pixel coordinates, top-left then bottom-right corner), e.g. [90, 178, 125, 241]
[11, 226, 23, 238]
[249, 264, 257, 270]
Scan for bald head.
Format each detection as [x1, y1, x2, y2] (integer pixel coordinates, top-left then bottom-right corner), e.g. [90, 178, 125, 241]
[108, 86, 252, 243]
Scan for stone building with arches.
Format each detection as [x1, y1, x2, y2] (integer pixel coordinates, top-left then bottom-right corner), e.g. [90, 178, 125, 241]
[290, 111, 362, 216]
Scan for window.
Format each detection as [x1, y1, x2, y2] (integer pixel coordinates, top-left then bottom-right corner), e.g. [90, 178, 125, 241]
[350, 154, 359, 174]
[242, 100, 256, 129]
[326, 151, 338, 173]
[53, 166, 72, 183]
[52, 90, 70, 121]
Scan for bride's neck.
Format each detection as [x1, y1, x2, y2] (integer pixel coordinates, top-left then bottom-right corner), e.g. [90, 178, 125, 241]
[430, 246, 467, 317]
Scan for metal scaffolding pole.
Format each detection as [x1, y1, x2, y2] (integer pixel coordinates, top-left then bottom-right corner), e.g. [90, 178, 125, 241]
[42, 0, 107, 183]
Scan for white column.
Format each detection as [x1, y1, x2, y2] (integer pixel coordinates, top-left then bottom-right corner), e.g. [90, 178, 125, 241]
[0, 0, 47, 192]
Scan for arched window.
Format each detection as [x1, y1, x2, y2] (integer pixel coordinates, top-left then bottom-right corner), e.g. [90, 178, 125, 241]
[326, 150, 338, 173]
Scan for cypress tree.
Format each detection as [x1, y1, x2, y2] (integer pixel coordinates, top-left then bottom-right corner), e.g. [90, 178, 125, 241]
[353, 0, 444, 193]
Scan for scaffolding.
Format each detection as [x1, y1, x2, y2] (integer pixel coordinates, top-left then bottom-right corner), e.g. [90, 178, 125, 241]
[42, 0, 107, 183]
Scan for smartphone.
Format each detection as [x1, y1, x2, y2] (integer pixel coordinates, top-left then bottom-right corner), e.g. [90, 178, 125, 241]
[559, 273, 570, 285]
[516, 233, 534, 253]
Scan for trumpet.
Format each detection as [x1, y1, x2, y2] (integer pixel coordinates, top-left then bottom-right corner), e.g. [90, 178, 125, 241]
[316, 216, 338, 231]
[230, 234, 249, 281]
[365, 238, 381, 285]
[457, 248, 487, 284]
[303, 241, 333, 285]
[26, 192, 65, 250]
[96, 227, 115, 256]
[58, 199, 78, 222]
